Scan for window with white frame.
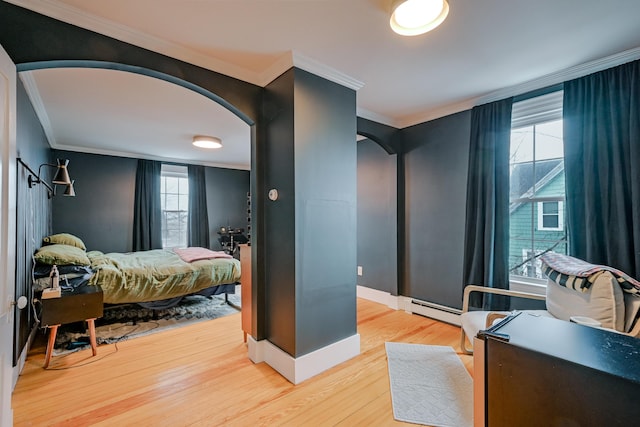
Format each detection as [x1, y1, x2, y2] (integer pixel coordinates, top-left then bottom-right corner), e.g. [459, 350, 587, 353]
[537, 201, 564, 231]
[160, 164, 189, 249]
[509, 90, 567, 280]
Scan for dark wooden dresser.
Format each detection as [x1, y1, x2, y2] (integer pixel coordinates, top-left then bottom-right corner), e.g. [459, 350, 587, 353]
[474, 312, 640, 426]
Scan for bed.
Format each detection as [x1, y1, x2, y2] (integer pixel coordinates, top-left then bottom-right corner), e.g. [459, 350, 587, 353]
[33, 233, 241, 308]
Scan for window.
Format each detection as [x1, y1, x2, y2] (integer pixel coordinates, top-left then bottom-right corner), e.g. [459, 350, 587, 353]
[161, 164, 189, 249]
[537, 201, 564, 231]
[509, 91, 567, 280]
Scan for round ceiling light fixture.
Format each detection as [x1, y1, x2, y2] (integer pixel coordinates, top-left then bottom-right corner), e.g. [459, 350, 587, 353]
[390, 0, 449, 36]
[192, 135, 223, 149]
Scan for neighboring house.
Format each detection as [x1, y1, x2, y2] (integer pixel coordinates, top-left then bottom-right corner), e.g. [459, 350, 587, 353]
[509, 159, 567, 278]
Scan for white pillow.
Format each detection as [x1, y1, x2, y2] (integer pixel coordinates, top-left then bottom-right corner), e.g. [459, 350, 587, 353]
[623, 293, 640, 332]
[545, 272, 625, 332]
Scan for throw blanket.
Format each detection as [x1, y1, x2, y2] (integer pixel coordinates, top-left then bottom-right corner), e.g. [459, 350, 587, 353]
[173, 247, 232, 263]
[540, 252, 640, 295]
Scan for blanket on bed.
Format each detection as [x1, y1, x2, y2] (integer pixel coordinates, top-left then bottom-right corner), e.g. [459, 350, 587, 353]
[540, 252, 640, 295]
[87, 249, 241, 304]
[173, 247, 232, 263]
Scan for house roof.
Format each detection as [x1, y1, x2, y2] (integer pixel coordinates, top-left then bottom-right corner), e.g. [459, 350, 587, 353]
[510, 159, 564, 213]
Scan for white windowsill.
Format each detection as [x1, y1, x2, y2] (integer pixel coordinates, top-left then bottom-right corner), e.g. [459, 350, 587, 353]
[509, 276, 547, 296]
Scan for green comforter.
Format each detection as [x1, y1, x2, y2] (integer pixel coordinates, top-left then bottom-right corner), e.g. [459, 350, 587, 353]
[87, 249, 241, 304]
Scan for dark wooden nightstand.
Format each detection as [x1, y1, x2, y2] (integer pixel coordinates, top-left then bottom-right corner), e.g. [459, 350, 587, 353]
[40, 285, 103, 368]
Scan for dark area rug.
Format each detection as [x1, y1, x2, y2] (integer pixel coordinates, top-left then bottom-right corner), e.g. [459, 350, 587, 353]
[53, 288, 241, 356]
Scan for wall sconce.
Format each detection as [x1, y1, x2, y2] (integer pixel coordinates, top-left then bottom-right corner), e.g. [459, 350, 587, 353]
[17, 157, 76, 198]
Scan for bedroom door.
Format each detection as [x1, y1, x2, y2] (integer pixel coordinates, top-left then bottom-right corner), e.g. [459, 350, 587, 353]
[0, 42, 17, 427]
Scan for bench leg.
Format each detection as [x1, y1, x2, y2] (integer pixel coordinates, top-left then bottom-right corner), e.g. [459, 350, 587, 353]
[87, 318, 98, 356]
[44, 325, 60, 369]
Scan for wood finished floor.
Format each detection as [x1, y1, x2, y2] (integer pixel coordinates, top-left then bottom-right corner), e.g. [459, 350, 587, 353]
[12, 298, 473, 426]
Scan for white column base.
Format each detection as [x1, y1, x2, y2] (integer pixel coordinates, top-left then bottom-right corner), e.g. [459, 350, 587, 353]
[247, 333, 360, 385]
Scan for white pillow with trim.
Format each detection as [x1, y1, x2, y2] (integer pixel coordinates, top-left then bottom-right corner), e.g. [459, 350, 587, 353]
[546, 272, 625, 332]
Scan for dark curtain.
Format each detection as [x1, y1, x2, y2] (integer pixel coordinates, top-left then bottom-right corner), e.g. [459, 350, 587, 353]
[563, 60, 640, 278]
[132, 159, 162, 251]
[463, 98, 513, 310]
[188, 164, 210, 248]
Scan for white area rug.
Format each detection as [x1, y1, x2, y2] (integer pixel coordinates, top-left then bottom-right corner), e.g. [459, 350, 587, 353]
[385, 343, 473, 427]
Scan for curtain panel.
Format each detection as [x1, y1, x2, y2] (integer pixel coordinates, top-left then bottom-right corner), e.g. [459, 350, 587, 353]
[563, 59, 640, 278]
[132, 159, 162, 251]
[463, 97, 513, 310]
[188, 164, 210, 248]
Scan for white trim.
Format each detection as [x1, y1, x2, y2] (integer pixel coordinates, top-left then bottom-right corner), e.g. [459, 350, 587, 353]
[259, 51, 364, 91]
[18, 71, 56, 147]
[51, 144, 251, 171]
[404, 298, 462, 326]
[397, 46, 640, 129]
[356, 286, 462, 325]
[8, 1, 364, 93]
[509, 277, 547, 296]
[537, 201, 564, 231]
[356, 285, 400, 310]
[7, 0, 259, 85]
[0, 40, 17, 427]
[247, 334, 361, 385]
[9, 2, 640, 129]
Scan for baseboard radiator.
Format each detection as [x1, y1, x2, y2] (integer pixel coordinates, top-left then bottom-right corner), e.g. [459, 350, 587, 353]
[406, 298, 462, 327]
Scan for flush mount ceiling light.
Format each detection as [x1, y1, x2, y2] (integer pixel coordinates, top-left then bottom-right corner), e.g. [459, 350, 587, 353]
[390, 0, 449, 36]
[192, 135, 223, 149]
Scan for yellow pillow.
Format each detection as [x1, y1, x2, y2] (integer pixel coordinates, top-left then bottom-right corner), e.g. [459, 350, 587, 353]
[34, 244, 90, 266]
[42, 233, 86, 251]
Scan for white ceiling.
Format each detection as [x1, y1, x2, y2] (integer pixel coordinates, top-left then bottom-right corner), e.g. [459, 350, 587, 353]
[10, 0, 640, 169]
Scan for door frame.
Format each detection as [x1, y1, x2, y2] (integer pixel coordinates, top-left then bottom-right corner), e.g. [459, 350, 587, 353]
[0, 41, 17, 427]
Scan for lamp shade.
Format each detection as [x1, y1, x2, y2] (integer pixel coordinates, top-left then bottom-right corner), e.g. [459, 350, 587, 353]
[52, 158, 71, 185]
[63, 180, 75, 197]
[390, 0, 449, 36]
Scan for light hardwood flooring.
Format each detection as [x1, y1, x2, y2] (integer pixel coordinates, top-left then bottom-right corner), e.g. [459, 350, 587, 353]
[12, 298, 473, 426]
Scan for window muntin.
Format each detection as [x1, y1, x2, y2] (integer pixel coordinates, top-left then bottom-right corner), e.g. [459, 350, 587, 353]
[509, 95, 567, 280]
[161, 164, 189, 249]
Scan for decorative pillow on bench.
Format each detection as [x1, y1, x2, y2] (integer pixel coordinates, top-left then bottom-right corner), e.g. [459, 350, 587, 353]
[545, 271, 625, 332]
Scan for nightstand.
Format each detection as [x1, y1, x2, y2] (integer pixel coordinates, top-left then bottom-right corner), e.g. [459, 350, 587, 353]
[40, 285, 103, 368]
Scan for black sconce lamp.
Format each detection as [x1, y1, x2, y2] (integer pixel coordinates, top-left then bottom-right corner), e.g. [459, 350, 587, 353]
[17, 157, 76, 198]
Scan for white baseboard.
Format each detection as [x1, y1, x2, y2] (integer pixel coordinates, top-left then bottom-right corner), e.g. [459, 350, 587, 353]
[356, 285, 400, 310]
[405, 299, 461, 326]
[357, 285, 462, 326]
[247, 334, 361, 385]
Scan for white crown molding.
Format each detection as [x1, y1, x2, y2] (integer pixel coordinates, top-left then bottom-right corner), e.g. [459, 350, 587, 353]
[10, 1, 365, 93]
[53, 144, 250, 170]
[399, 46, 640, 128]
[11, 2, 640, 131]
[18, 71, 56, 147]
[259, 51, 365, 92]
[357, 107, 399, 128]
[291, 51, 364, 91]
[7, 0, 261, 86]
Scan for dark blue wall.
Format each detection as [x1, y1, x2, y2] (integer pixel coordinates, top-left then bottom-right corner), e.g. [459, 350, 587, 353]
[52, 151, 249, 254]
[263, 69, 297, 354]
[293, 69, 357, 356]
[357, 139, 398, 295]
[402, 110, 471, 309]
[206, 167, 251, 251]
[263, 68, 357, 357]
[52, 151, 137, 253]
